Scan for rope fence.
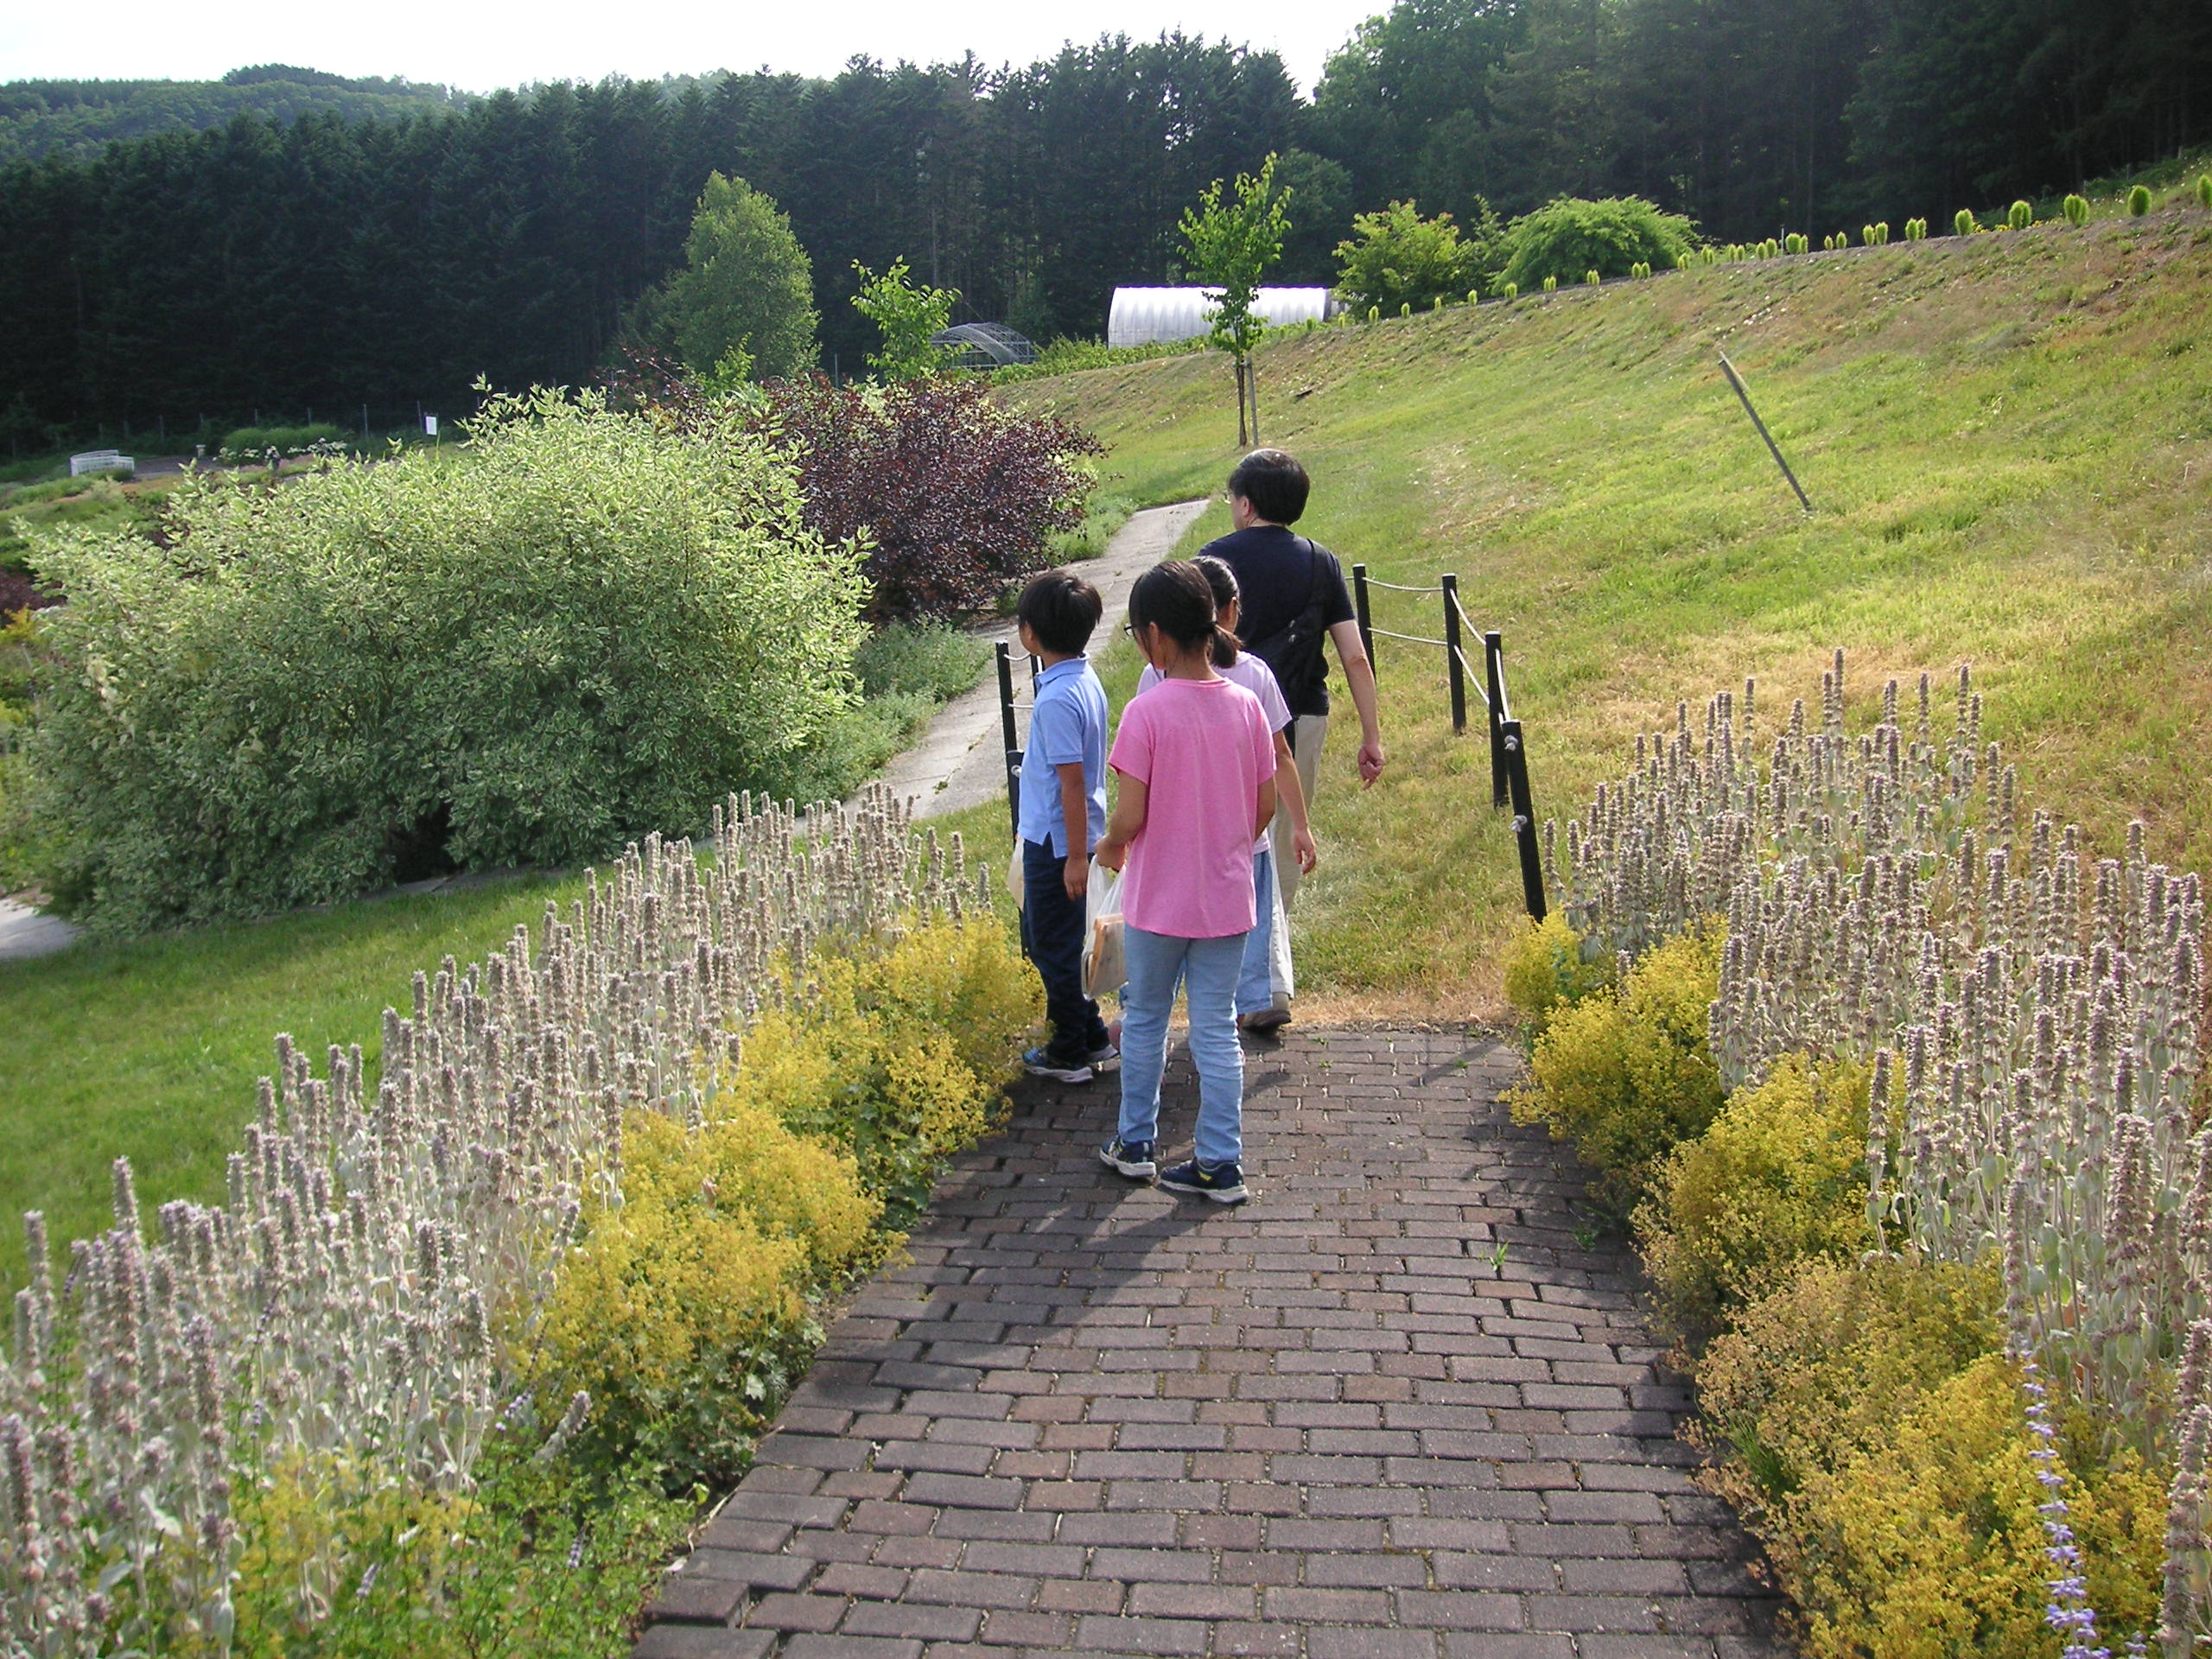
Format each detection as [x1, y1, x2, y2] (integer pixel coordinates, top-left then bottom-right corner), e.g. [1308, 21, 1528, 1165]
[995, 560, 1549, 924]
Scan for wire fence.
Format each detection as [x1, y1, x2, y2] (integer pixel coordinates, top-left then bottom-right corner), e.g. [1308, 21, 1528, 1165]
[993, 563, 1548, 924]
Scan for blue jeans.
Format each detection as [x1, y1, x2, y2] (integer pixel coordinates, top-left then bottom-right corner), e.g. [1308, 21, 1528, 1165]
[1117, 925, 1245, 1166]
[1239, 848, 1277, 1017]
[1020, 840, 1109, 1061]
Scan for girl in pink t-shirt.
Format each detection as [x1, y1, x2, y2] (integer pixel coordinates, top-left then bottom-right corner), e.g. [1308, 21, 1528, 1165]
[1095, 562, 1277, 1205]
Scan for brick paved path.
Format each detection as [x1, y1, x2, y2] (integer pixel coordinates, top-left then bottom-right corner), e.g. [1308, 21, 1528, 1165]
[632, 1030, 1787, 1659]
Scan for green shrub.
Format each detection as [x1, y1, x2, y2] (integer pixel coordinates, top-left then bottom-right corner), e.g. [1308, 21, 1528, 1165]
[1333, 198, 1494, 314]
[1368, 304, 1381, 322]
[2200, 174, 2212, 209]
[1954, 207, 1975, 236]
[1508, 926, 1723, 1214]
[1637, 1055, 1872, 1339]
[1541, 274, 1557, 292]
[2063, 194, 2089, 226]
[1498, 195, 1695, 295]
[1874, 221, 1891, 243]
[853, 620, 989, 702]
[1501, 913, 1610, 1041]
[1465, 286, 1480, 303]
[217, 422, 348, 464]
[27, 386, 868, 932]
[1399, 301, 1413, 317]
[2128, 183, 2152, 215]
[2006, 199, 2032, 230]
[988, 336, 1206, 386]
[1502, 281, 1518, 299]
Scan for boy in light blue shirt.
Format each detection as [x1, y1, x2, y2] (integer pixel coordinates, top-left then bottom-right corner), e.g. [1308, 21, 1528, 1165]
[1014, 570, 1116, 1084]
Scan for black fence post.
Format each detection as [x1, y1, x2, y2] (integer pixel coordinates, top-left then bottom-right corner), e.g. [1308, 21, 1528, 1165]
[1352, 563, 1376, 685]
[1440, 573, 1467, 734]
[1484, 631, 1508, 809]
[995, 642, 1022, 840]
[1502, 718, 1548, 921]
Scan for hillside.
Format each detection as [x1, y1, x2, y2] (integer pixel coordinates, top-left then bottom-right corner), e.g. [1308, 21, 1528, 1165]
[0, 66, 467, 164]
[1001, 209, 2212, 1016]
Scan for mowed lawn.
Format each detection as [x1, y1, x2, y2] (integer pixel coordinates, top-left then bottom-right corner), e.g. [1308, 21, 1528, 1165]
[999, 208, 2212, 1014]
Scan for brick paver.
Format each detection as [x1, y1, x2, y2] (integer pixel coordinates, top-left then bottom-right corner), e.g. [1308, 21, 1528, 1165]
[632, 1030, 1786, 1659]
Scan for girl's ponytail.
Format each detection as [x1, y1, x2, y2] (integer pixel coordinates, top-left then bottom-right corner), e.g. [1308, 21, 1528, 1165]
[1191, 555, 1244, 669]
[1128, 561, 1221, 655]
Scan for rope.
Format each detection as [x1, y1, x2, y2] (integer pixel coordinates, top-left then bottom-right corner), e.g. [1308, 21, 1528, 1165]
[1369, 626, 1450, 647]
[1363, 578, 1446, 594]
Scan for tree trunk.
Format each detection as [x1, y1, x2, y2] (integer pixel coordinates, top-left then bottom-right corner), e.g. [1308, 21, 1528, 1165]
[1247, 355, 1260, 446]
[1234, 356, 1249, 448]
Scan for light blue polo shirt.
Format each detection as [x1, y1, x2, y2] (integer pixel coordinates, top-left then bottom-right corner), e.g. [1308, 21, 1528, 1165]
[1018, 656, 1109, 857]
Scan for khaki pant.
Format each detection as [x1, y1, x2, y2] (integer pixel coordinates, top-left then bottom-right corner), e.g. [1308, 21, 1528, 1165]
[1269, 713, 1327, 912]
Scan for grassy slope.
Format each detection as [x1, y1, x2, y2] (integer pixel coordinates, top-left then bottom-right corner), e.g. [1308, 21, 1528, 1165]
[1001, 209, 2212, 1016]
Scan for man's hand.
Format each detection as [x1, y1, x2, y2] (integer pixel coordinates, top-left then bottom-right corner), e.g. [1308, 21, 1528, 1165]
[1064, 854, 1090, 902]
[1095, 836, 1128, 872]
[1357, 738, 1386, 788]
[1292, 826, 1320, 874]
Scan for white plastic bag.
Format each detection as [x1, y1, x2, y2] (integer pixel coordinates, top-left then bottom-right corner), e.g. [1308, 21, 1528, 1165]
[1007, 842, 1027, 912]
[1082, 861, 1125, 999]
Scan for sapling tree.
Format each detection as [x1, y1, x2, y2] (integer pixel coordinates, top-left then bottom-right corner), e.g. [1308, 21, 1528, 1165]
[850, 257, 962, 382]
[1179, 152, 1289, 447]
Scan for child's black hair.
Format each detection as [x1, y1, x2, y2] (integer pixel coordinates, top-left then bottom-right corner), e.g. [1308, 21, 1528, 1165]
[1128, 561, 1238, 667]
[1191, 555, 1244, 668]
[1226, 448, 1311, 525]
[1015, 569, 1103, 656]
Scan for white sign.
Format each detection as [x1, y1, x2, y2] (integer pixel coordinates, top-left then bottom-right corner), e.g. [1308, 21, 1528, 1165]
[423, 414, 439, 437]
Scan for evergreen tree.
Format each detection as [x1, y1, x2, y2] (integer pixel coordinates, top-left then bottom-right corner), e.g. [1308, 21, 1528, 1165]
[643, 172, 817, 383]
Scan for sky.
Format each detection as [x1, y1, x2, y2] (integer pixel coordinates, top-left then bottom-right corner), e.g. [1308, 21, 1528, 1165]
[0, 0, 1377, 96]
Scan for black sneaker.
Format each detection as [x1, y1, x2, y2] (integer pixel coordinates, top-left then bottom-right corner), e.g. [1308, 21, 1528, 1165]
[1158, 1159, 1249, 1205]
[1024, 1045, 1093, 1084]
[1098, 1138, 1157, 1179]
[1086, 1043, 1121, 1074]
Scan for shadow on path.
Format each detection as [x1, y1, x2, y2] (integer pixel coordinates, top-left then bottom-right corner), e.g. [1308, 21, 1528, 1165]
[632, 1029, 1788, 1659]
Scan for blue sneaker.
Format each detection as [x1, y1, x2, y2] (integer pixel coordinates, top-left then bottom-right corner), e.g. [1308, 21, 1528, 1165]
[1158, 1159, 1248, 1205]
[1023, 1046, 1093, 1084]
[1098, 1138, 1157, 1179]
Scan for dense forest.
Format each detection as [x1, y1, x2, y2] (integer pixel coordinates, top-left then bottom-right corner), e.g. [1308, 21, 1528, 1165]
[0, 64, 469, 165]
[2, 0, 2204, 442]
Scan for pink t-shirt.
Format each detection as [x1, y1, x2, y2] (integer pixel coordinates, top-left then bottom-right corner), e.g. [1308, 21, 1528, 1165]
[1139, 654, 1291, 855]
[1109, 675, 1276, 938]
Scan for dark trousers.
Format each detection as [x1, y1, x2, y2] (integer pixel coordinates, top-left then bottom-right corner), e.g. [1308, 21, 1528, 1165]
[1020, 838, 1110, 1061]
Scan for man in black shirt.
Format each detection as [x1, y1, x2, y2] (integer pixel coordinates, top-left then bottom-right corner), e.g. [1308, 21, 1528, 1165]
[1201, 448, 1386, 957]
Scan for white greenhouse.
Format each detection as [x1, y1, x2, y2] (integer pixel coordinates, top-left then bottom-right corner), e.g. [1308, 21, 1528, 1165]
[1107, 286, 1340, 349]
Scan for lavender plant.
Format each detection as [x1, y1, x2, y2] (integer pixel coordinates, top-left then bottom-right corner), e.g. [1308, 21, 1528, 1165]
[0, 785, 992, 1655]
[1549, 653, 2209, 1650]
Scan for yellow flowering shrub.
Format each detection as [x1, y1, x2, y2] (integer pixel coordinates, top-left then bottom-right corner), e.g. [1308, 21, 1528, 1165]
[728, 917, 1039, 1211]
[1508, 926, 1724, 1213]
[1501, 913, 1611, 1042]
[539, 914, 1035, 1485]
[1637, 1055, 1870, 1339]
[1693, 1254, 2164, 1656]
[1789, 1355, 2163, 1658]
[1694, 1255, 2003, 1513]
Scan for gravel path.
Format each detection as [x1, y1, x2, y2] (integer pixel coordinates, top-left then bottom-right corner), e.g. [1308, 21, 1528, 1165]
[630, 1029, 1786, 1659]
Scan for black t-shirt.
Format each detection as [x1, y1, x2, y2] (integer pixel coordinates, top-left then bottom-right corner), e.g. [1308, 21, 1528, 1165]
[1201, 524, 1356, 717]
